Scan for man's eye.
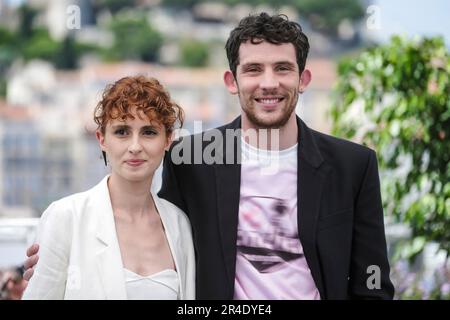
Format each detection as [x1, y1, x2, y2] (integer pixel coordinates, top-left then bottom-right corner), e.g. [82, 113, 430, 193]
[277, 66, 290, 71]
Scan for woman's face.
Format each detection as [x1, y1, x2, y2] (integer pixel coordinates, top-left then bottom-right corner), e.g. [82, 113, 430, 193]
[96, 109, 170, 183]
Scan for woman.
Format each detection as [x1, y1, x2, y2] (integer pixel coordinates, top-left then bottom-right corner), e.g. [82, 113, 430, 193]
[22, 76, 195, 300]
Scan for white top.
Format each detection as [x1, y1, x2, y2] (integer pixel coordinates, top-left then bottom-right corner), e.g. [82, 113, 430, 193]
[124, 268, 179, 300]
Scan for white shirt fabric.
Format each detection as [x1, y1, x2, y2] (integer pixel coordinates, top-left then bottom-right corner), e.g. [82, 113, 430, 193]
[124, 268, 179, 300]
[22, 175, 196, 300]
[234, 138, 320, 300]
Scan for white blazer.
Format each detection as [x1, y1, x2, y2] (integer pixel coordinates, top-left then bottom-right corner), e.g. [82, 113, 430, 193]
[22, 176, 195, 300]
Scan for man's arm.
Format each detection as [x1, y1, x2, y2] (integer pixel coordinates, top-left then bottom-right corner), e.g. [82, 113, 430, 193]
[349, 150, 395, 299]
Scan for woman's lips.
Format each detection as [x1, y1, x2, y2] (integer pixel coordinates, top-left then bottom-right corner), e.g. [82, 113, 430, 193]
[125, 160, 145, 167]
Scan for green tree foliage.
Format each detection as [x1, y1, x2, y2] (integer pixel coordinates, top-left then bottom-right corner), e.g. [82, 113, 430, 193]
[331, 36, 450, 258]
[54, 35, 78, 70]
[0, 26, 19, 97]
[18, 29, 97, 70]
[160, 0, 199, 8]
[94, 0, 137, 14]
[179, 39, 209, 67]
[0, 27, 18, 70]
[0, 79, 6, 97]
[107, 13, 163, 62]
[292, 0, 363, 36]
[3, 5, 92, 70]
[18, 4, 38, 39]
[160, 0, 364, 37]
[161, 0, 277, 8]
[22, 28, 60, 62]
[0, 26, 17, 46]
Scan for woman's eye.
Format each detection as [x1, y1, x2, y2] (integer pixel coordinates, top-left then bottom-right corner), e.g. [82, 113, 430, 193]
[114, 129, 127, 135]
[143, 130, 157, 136]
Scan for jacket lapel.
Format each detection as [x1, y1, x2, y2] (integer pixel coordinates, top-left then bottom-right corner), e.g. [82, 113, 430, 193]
[214, 117, 242, 297]
[152, 193, 186, 299]
[297, 117, 328, 298]
[93, 176, 128, 299]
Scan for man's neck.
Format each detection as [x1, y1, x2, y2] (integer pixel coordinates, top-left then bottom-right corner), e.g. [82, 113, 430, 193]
[241, 113, 298, 150]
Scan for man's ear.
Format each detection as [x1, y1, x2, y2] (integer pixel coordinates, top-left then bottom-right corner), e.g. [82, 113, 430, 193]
[224, 70, 239, 95]
[96, 130, 106, 151]
[299, 69, 312, 93]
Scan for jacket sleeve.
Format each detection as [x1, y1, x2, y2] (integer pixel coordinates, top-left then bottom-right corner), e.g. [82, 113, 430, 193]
[22, 201, 73, 300]
[349, 150, 395, 299]
[158, 145, 188, 214]
[179, 211, 196, 300]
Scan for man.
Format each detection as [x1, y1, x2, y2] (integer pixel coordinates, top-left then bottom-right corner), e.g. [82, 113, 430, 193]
[1, 266, 27, 300]
[24, 13, 394, 299]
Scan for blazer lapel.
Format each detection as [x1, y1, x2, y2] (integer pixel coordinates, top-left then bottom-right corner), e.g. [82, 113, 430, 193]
[297, 117, 328, 298]
[152, 193, 186, 299]
[214, 117, 242, 297]
[93, 176, 127, 300]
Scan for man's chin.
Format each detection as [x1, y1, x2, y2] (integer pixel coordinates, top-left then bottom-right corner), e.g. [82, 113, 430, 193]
[251, 114, 291, 129]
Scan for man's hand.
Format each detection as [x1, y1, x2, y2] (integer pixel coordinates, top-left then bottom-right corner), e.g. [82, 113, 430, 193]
[23, 244, 39, 281]
[3, 270, 27, 300]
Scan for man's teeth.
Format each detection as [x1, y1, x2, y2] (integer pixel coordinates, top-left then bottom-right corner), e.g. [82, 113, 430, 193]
[259, 98, 280, 103]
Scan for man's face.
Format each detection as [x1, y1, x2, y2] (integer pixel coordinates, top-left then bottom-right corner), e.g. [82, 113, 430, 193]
[225, 41, 304, 129]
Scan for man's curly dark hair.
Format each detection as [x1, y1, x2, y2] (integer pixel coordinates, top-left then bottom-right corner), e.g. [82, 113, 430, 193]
[225, 12, 310, 77]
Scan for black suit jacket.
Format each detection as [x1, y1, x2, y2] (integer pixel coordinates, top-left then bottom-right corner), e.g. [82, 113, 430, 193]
[159, 116, 395, 299]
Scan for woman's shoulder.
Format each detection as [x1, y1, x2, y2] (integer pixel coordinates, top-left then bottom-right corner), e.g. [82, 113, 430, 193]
[45, 190, 87, 213]
[156, 195, 191, 227]
[39, 191, 89, 229]
[41, 177, 108, 221]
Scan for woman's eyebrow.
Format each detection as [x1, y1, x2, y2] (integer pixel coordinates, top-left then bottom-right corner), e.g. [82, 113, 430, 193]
[111, 124, 130, 130]
[141, 125, 158, 129]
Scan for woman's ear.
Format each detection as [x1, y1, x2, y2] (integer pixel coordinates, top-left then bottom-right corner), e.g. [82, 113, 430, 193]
[96, 130, 106, 151]
[96, 130, 108, 166]
[165, 131, 174, 152]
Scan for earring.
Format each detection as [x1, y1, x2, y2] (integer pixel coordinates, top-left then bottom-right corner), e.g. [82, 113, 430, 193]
[102, 151, 107, 166]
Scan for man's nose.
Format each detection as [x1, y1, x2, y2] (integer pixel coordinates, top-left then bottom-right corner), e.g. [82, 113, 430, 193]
[260, 70, 279, 90]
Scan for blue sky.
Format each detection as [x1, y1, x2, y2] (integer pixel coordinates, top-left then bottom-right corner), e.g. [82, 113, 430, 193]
[368, 0, 450, 45]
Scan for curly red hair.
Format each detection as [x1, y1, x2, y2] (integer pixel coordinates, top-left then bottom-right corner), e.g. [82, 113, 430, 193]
[94, 76, 184, 135]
